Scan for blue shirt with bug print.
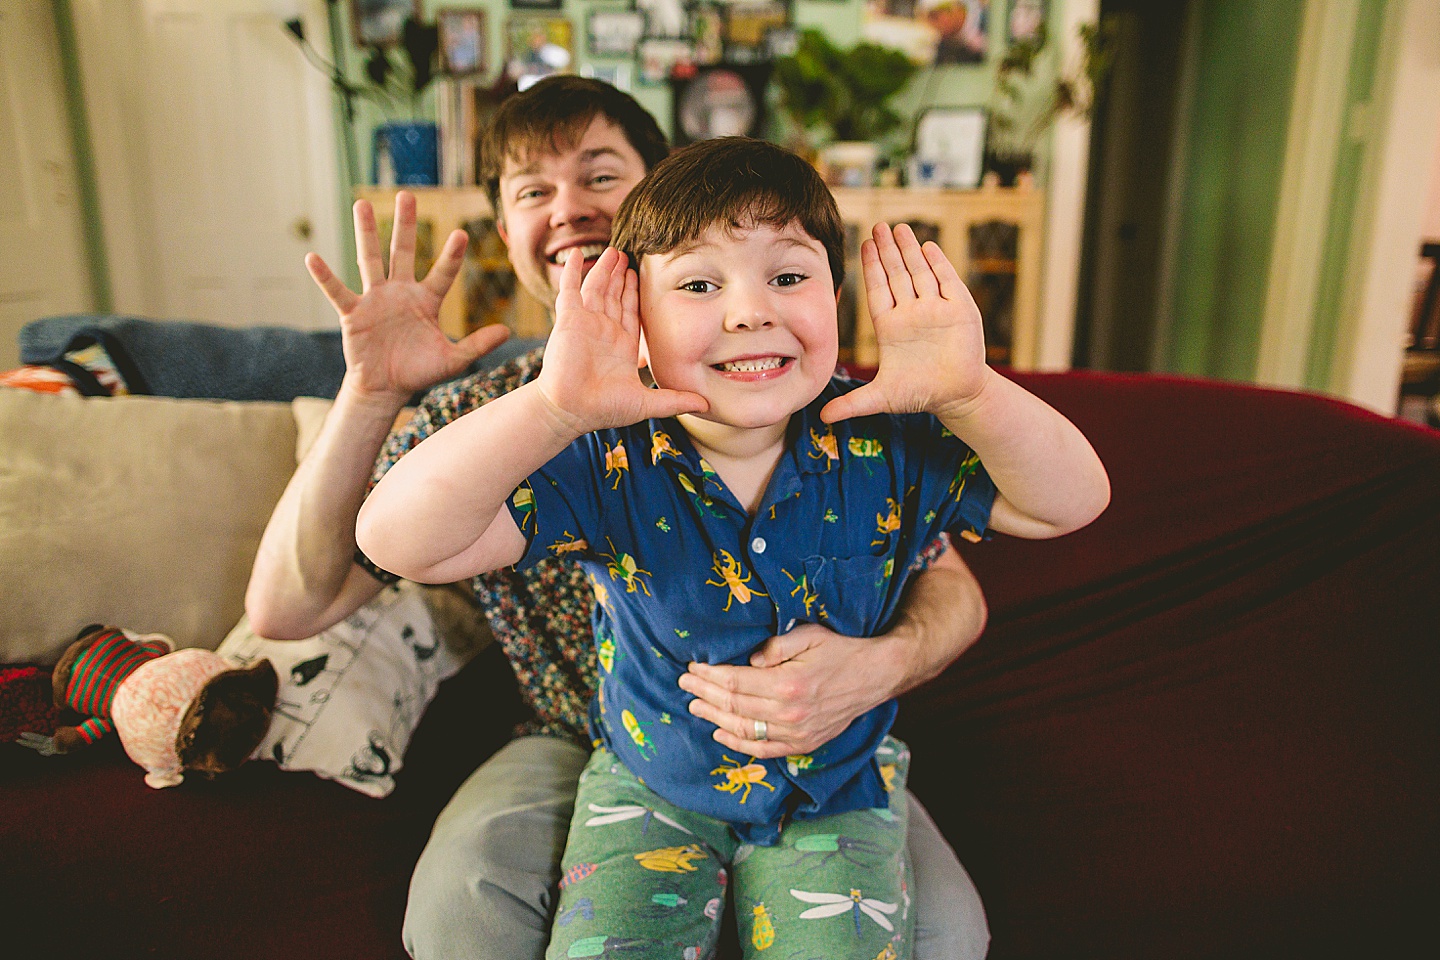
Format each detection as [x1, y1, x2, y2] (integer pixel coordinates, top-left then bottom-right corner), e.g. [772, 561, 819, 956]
[506, 374, 995, 844]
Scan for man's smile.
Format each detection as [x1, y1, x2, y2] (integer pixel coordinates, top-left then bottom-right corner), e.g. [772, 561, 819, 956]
[549, 242, 607, 266]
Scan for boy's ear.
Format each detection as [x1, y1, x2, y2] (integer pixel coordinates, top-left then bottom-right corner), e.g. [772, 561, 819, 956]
[495, 218, 509, 245]
[637, 328, 650, 370]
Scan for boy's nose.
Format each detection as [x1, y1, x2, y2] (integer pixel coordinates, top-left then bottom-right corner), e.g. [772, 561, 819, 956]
[725, 289, 777, 331]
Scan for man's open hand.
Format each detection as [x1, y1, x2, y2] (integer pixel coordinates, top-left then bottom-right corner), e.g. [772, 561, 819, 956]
[306, 191, 510, 405]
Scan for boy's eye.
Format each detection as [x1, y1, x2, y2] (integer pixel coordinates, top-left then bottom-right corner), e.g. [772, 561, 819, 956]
[773, 273, 808, 288]
[516, 186, 547, 202]
[680, 279, 716, 294]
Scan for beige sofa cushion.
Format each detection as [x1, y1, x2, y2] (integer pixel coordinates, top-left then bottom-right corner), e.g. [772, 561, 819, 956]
[0, 390, 298, 666]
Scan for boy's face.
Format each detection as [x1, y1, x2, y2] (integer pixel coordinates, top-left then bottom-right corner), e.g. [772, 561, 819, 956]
[638, 221, 839, 434]
[496, 116, 649, 310]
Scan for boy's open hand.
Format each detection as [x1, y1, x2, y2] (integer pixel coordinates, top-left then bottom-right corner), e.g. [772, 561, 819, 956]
[821, 222, 991, 424]
[306, 191, 509, 405]
[536, 247, 707, 436]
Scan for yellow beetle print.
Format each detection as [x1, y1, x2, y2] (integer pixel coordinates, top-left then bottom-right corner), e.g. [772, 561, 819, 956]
[949, 451, 982, 502]
[711, 754, 777, 804]
[650, 430, 680, 464]
[597, 633, 615, 673]
[847, 436, 886, 475]
[512, 484, 536, 533]
[634, 843, 708, 873]
[603, 440, 630, 489]
[808, 427, 839, 470]
[588, 574, 612, 613]
[600, 537, 653, 595]
[749, 901, 776, 951]
[548, 531, 589, 556]
[782, 569, 826, 620]
[706, 549, 768, 612]
[622, 709, 656, 760]
[871, 498, 902, 546]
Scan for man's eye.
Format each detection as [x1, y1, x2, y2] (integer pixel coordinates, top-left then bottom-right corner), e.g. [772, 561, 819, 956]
[516, 187, 546, 201]
[773, 273, 808, 287]
[590, 174, 617, 187]
[681, 280, 716, 294]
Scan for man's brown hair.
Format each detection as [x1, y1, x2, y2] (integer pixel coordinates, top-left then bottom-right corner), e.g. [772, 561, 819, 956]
[610, 137, 845, 291]
[479, 76, 669, 216]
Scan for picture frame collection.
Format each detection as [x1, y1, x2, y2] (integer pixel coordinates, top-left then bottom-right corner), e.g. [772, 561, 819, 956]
[426, 0, 806, 93]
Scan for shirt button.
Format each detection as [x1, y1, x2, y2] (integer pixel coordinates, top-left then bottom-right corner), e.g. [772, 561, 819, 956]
[751, 537, 767, 554]
[785, 618, 797, 632]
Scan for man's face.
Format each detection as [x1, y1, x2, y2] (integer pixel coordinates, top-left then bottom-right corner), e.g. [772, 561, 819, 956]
[495, 116, 650, 311]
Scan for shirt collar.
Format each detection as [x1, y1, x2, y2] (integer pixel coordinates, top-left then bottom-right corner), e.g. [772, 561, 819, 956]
[643, 375, 859, 479]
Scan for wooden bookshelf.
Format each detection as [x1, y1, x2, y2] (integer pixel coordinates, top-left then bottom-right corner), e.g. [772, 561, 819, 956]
[356, 184, 1044, 368]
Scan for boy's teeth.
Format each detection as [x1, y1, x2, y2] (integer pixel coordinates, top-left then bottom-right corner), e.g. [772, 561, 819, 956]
[553, 244, 606, 265]
[718, 357, 785, 373]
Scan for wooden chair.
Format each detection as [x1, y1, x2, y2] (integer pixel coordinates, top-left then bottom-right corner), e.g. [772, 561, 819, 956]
[1401, 241, 1440, 423]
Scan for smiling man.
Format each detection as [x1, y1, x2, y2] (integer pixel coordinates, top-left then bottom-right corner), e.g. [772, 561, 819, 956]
[247, 77, 991, 960]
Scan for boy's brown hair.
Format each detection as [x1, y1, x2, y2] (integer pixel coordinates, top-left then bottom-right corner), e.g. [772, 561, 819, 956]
[610, 137, 845, 291]
[479, 76, 670, 216]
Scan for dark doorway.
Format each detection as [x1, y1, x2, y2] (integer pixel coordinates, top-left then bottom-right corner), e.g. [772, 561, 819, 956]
[1073, 1, 1192, 371]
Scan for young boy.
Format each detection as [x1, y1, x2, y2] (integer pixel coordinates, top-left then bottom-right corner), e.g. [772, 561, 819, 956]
[358, 138, 1109, 959]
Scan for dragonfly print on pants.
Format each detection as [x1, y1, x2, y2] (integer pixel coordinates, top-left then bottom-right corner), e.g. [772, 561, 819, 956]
[789, 887, 899, 936]
[583, 802, 695, 836]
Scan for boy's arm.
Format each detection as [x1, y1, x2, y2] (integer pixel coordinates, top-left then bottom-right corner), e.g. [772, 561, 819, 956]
[356, 248, 707, 584]
[246, 192, 509, 640]
[822, 223, 1110, 539]
[679, 542, 986, 758]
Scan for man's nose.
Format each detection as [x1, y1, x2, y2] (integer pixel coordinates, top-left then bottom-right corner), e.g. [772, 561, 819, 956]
[548, 183, 598, 228]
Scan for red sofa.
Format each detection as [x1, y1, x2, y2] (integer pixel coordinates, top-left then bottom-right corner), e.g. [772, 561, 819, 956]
[4, 371, 1438, 959]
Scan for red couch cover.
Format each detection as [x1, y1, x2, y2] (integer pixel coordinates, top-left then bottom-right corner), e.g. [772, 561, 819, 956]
[3, 371, 1438, 959]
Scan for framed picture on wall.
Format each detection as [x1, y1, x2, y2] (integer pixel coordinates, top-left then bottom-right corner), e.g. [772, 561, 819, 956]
[582, 61, 634, 92]
[671, 64, 770, 145]
[587, 9, 647, 58]
[911, 106, 987, 188]
[506, 15, 574, 89]
[723, 1, 789, 63]
[437, 8, 487, 75]
[510, 0, 563, 10]
[1008, 0, 1046, 43]
[638, 37, 694, 85]
[351, 0, 419, 47]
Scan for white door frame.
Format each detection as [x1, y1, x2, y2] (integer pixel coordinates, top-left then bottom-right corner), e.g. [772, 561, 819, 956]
[1327, 0, 1440, 413]
[69, 0, 342, 322]
[1035, 0, 1098, 370]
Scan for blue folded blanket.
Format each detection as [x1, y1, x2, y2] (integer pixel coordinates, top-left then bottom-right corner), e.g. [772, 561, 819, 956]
[20, 315, 541, 403]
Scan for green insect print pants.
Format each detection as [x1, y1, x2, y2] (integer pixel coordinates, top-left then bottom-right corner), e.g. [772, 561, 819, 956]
[545, 739, 914, 960]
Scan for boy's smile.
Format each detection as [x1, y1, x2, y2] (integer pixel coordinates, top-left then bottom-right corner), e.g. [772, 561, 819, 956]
[496, 116, 649, 310]
[638, 222, 839, 450]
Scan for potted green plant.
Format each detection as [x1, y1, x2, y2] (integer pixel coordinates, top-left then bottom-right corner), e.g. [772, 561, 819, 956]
[773, 29, 918, 187]
[987, 19, 1116, 185]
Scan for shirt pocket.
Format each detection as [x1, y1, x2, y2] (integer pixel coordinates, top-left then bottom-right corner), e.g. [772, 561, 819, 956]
[802, 553, 894, 637]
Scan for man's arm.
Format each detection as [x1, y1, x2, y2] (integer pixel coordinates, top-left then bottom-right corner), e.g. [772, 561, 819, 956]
[678, 541, 986, 759]
[245, 192, 508, 640]
[246, 380, 404, 639]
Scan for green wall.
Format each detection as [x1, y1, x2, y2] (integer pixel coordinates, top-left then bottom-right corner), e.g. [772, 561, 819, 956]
[336, 0, 1069, 181]
[1164, 0, 1304, 381]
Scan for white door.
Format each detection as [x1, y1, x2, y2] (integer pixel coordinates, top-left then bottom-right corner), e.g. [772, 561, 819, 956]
[0, 0, 92, 369]
[71, 0, 341, 330]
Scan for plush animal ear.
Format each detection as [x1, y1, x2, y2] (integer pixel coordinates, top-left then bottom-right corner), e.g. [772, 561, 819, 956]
[177, 660, 278, 775]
